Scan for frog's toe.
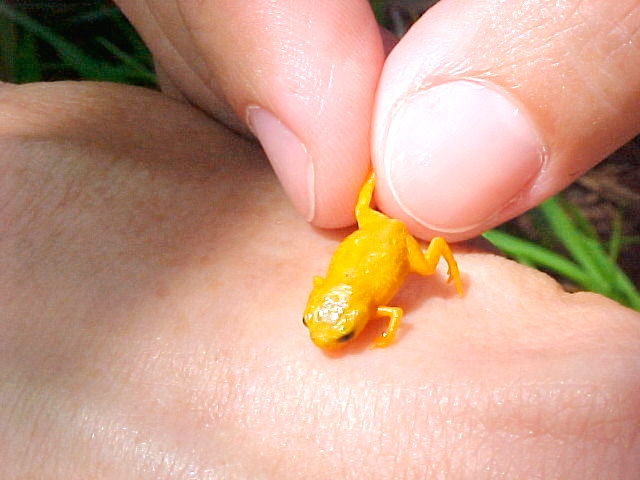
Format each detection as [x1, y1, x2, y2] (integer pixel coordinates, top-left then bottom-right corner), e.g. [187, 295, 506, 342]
[371, 331, 396, 348]
[449, 276, 464, 296]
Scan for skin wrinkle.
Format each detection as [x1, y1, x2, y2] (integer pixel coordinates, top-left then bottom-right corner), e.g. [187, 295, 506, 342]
[132, 0, 242, 131]
[612, 5, 640, 58]
[209, 356, 640, 478]
[588, 5, 640, 116]
[4, 382, 45, 476]
[410, 0, 639, 154]
[142, 0, 204, 82]
[288, 8, 322, 106]
[65, 362, 239, 479]
[490, 7, 583, 88]
[516, 0, 640, 133]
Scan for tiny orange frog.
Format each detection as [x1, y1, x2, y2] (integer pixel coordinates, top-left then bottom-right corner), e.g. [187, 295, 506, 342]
[302, 172, 463, 349]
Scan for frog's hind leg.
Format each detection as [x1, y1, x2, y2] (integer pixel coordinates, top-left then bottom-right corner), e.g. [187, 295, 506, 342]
[406, 236, 463, 296]
[355, 172, 387, 227]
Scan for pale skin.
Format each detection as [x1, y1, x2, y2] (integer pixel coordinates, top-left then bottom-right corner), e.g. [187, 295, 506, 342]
[1, 82, 639, 478]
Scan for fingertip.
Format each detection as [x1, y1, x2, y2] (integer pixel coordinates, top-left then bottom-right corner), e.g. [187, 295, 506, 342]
[247, 99, 373, 229]
[247, 106, 316, 222]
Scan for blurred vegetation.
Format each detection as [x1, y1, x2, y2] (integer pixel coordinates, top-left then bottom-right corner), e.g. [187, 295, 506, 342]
[0, 1, 155, 85]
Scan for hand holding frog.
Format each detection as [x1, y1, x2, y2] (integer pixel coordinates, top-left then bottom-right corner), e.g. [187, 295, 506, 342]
[115, 0, 640, 239]
[0, 82, 638, 478]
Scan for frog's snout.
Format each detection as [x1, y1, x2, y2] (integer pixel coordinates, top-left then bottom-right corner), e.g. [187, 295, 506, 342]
[309, 332, 349, 350]
[306, 322, 358, 349]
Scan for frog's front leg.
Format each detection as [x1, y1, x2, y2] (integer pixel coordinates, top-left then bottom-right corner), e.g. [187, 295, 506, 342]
[407, 236, 463, 296]
[372, 305, 403, 348]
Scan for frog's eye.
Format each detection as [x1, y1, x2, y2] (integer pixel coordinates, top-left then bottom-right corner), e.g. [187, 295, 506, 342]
[302, 316, 308, 328]
[337, 331, 354, 343]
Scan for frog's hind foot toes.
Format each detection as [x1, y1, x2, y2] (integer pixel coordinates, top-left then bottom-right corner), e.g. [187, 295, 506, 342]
[370, 331, 396, 349]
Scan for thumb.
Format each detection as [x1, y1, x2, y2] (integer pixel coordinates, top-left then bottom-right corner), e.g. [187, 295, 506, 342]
[372, 0, 640, 241]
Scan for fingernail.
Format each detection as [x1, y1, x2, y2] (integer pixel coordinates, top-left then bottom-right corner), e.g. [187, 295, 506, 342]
[246, 106, 315, 221]
[383, 81, 545, 232]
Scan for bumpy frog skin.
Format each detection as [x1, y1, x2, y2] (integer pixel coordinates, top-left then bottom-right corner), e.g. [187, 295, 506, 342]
[303, 172, 463, 349]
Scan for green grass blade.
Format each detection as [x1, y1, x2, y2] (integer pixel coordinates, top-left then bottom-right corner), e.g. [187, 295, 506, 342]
[106, 8, 154, 62]
[538, 197, 612, 292]
[0, 12, 43, 83]
[548, 198, 639, 307]
[0, 3, 104, 79]
[0, 12, 17, 81]
[562, 198, 600, 240]
[15, 30, 43, 82]
[482, 229, 590, 286]
[608, 210, 623, 262]
[485, 228, 640, 310]
[610, 264, 640, 311]
[96, 37, 156, 83]
[369, 0, 386, 24]
[0, 3, 155, 84]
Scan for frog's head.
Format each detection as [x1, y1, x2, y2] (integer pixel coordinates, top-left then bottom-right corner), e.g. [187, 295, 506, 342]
[302, 284, 370, 349]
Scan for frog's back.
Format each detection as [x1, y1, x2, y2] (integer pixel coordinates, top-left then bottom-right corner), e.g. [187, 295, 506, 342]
[325, 218, 410, 304]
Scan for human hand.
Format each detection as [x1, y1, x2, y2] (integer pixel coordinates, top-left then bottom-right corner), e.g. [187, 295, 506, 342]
[1, 81, 638, 478]
[114, 0, 639, 240]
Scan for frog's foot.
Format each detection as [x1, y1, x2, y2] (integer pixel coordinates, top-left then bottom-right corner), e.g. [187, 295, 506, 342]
[445, 265, 463, 297]
[371, 305, 403, 348]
